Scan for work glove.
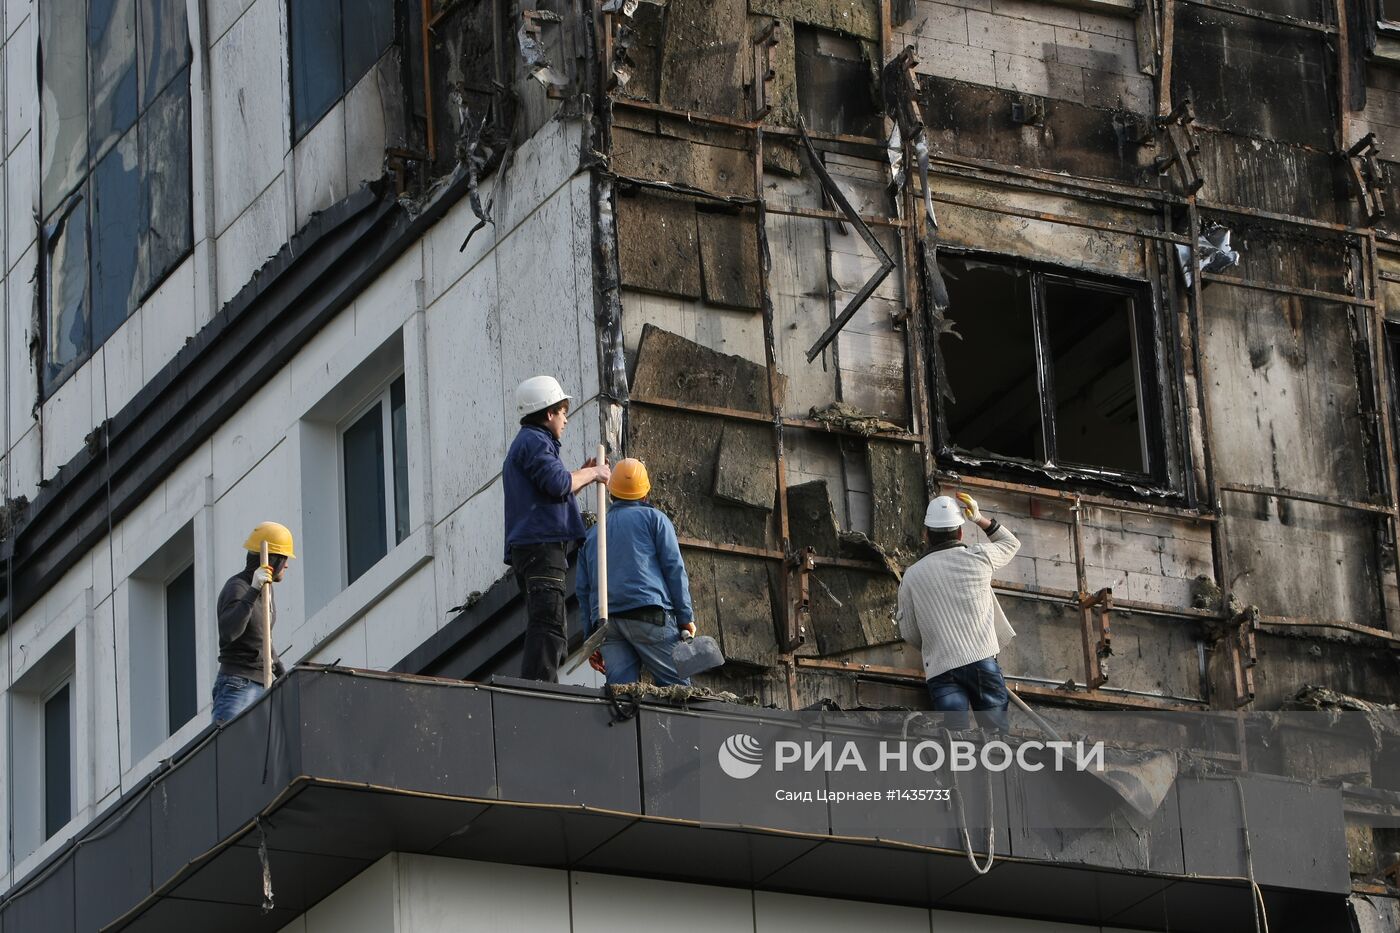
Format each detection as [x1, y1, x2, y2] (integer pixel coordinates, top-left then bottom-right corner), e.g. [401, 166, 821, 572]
[588, 650, 606, 674]
[681, 622, 697, 640]
[251, 565, 274, 590]
[956, 492, 981, 522]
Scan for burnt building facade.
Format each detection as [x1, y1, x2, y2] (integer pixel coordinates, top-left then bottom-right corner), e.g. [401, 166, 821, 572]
[1, 0, 1400, 928]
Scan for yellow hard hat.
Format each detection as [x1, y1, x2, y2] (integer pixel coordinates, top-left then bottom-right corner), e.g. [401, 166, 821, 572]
[608, 458, 651, 500]
[244, 521, 296, 558]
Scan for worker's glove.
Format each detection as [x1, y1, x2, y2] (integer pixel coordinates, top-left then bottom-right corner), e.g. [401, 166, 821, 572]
[251, 565, 274, 590]
[588, 650, 606, 674]
[956, 492, 981, 522]
[273, 659, 286, 678]
[681, 622, 697, 640]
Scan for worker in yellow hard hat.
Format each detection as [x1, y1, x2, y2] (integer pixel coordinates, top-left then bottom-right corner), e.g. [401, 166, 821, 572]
[575, 459, 696, 685]
[212, 522, 296, 724]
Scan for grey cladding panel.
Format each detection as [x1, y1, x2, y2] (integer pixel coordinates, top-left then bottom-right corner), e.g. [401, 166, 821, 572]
[76, 794, 154, 933]
[150, 737, 220, 884]
[298, 674, 496, 798]
[492, 691, 641, 811]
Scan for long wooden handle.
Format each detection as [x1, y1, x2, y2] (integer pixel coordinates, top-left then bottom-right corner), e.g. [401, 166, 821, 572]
[260, 541, 273, 688]
[596, 444, 608, 624]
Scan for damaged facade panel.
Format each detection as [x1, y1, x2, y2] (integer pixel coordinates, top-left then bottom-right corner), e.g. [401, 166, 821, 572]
[931, 176, 1149, 280]
[616, 191, 704, 299]
[685, 549, 782, 668]
[658, 0, 753, 117]
[1199, 288, 1375, 501]
[1194, 134, 1349, 225]
[1223, 493, 1385, 625]
[610, 122, 757, 200]
[918, 77, 1156, 186]
[630, 323, 781, 413]
[1171, 5, 1335, 149]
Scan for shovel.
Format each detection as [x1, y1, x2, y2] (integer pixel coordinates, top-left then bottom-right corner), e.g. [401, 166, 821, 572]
[674, 628, 725, 679]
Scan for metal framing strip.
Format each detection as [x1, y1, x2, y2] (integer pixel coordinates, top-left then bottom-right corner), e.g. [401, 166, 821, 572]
[925, 191, 1194, 246]
[1217, 482, 1395, 515]
[796, 120, 897, 363]
[1174, 0, 1337, 33]
[944, 472, 1216, 522]
[629, 395, 923, 444]
[1368, 233, 1400, 625]
[1200, 272, 1377, 306]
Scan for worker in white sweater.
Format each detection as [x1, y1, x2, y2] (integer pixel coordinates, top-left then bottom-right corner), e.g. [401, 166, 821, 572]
[897, 492, 1020, 731]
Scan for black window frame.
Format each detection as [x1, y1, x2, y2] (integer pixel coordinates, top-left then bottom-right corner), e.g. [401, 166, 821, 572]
[288, 0, 399, 144]
[931, 250, 1170, 492]
[38, 0, 195, 398]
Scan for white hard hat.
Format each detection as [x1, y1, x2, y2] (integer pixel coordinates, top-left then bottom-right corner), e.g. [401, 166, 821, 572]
[514, 376, 572, 417]
[923, 496, 964, 530]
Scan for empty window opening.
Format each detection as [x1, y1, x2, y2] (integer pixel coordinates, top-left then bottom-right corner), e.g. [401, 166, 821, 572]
[794, 24, 881, 139]
[341, 375, 410, 585]
[289, 0, 395, 141]
[1382, 0, 1400, 26]
[937, 253, 1158, 481]
[43, 682, 73, 840]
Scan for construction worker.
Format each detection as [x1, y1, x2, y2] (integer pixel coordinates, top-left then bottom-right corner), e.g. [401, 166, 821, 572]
[505, 375, 610, 682]
[897, 493, 1020, 731]
[575, 459, 695, 685]
[213, 522, 295, 724]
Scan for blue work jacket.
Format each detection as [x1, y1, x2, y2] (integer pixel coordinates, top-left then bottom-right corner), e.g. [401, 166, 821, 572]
[576, 499, 693, 631]
[502, 425, 586, 563]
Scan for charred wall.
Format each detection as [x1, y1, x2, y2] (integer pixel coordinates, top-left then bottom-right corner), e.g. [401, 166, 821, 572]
[591, 0, 1400, 741]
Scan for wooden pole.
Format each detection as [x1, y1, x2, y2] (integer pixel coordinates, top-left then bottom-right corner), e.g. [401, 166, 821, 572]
[260, 541, 272, 688]
[596, 444, 608, 626]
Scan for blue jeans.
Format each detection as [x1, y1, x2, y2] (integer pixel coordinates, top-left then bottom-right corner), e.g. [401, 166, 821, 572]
[212, 673, 265, 725]
[600, 615, 690, 687]
[927, 657, 1009, 732]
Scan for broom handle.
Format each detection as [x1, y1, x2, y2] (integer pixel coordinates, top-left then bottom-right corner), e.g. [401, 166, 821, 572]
[596, 444, 607, 624]
[260, 541, 273, 688]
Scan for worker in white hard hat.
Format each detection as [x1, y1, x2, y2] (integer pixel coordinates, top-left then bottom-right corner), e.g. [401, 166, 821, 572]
[213, 522, 296, 724]
[896, 493, 1020, 731]
[504, 375, 611, 682]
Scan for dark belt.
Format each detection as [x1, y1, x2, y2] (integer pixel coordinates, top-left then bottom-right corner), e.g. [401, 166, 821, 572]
[611, 605, 667, 625]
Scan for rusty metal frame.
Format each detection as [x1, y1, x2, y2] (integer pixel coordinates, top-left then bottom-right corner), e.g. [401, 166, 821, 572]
[1174, 0, 1337, 33]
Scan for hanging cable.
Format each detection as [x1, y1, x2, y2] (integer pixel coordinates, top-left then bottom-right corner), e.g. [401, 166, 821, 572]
[1234, 777, 1270, 933]
[946, 728, 995, 874]
[101, 353, 123, 797]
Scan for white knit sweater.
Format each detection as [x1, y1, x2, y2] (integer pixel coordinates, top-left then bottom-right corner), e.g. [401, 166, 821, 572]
[896, 524, 1021, 680]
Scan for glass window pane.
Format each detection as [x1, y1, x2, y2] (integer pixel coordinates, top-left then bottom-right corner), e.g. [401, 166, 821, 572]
[138, 0, 190, 109]
[43, 684, 72, 839]
[341, 0, 394, 88]
[1044, 280, 1147, 474]
[344, 402, 388, 584]
[91, 130, 142, 347]
[390, 376, 409, 545]
[289, 0, 344, 140]
[40, 0, 91, 216]
[165, 564, 197, 734]
[45, 195, 91, 389]
[938, 255, 1044, 462]
[89, 0, 139, 167]
[140, 70, 192, 293]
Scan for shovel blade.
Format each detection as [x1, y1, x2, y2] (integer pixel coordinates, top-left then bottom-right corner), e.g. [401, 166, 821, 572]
[1095, 749, 1178, 819]
[674, 635, 725, 678]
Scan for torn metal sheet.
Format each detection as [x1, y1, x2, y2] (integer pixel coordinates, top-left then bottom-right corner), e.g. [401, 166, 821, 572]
[518, 9, 568, 88]
[631, 323, 784, 414]
[1175, 224, 1241, 288]
[714, 420, 778, 510]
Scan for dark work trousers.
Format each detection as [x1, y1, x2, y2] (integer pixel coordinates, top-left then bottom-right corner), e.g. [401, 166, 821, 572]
[513, 542, 569, 682]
